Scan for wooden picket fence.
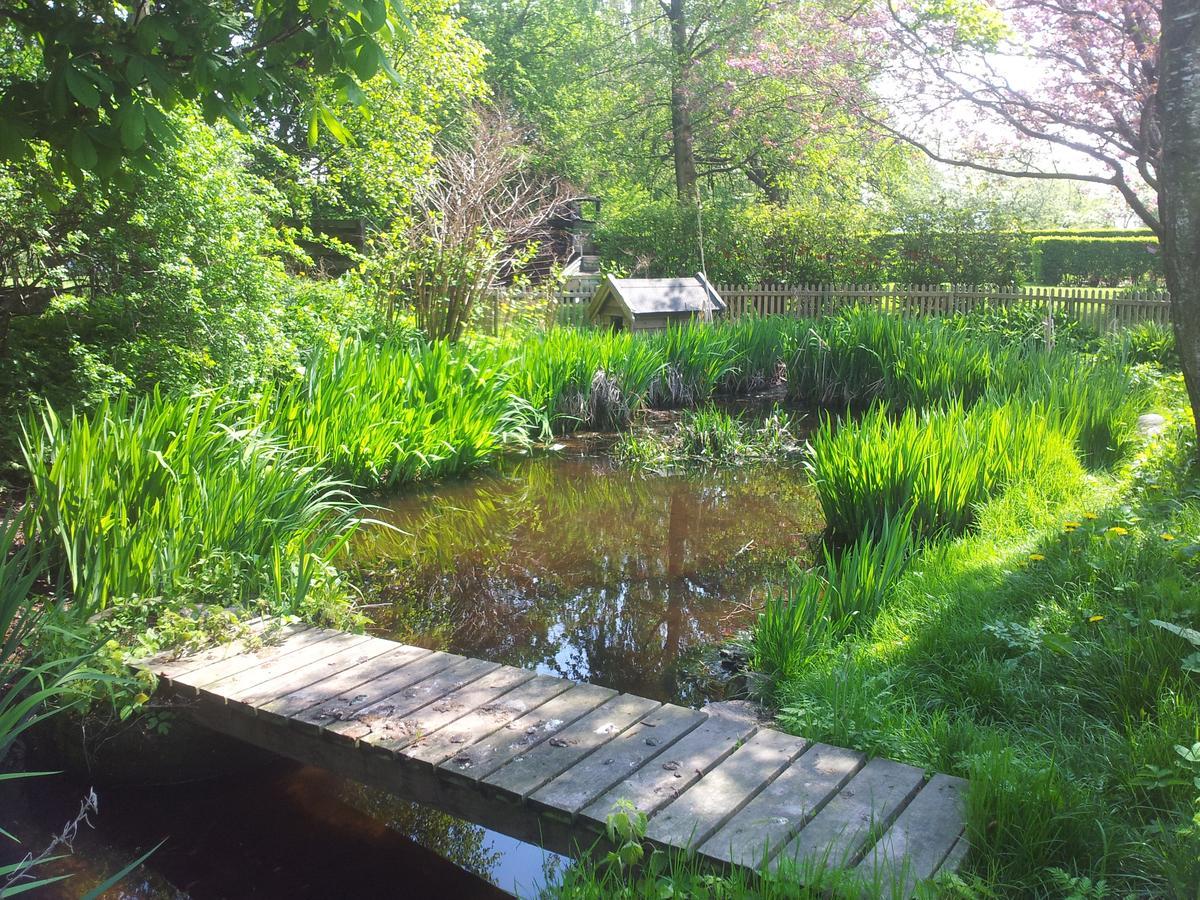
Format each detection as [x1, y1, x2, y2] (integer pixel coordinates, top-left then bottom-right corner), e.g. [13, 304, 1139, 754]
[556, 281, 1172, 331]
[716, 284, 1170, 330]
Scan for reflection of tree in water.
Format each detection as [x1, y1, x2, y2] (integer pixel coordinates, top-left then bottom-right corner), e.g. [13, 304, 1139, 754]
[357, 456, 822, 703]
[334, 781, 501, 880]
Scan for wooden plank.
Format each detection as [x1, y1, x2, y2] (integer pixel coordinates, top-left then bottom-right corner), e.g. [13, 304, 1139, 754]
[644, 728, 807, 850]
[530, 704, 706, 818]
[205, 632, 375, 706]
[145, 619, 301, 683]
[327, 656, 500, 743]
[134, 616, 269, 676]
[773, 757, 926, 872]
[483, 694, 661, 800]
[438, 682, 616, 784]
[254, 640, 432, 722]
[579, 705, 757, 828]
[290, 650, 465, 733]
[697, 742, 865, 868]
[171, 625, 340, 693]
[376, 665, 536, 754]
[403, 675, 575, 768]
[855, 773, 967, 896]
[935, 833, 970, 876]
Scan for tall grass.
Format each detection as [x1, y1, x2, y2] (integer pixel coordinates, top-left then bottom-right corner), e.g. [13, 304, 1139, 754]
[0, 509, 69, 764]
[649, 322, 740, 407]
[750, 510, 913, 700]
[784, 307, 1146, 447]
[808, 400, 1082, 541]
[22, 393, 358, 619]
[786, 308, 1002, 408]
[262, 338, 529, 486]
[1018, 355, 1148, 466]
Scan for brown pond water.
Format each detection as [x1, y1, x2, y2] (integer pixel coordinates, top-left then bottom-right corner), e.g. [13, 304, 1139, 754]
[5, 444, 823, 898]
[359, 453, 823, 705]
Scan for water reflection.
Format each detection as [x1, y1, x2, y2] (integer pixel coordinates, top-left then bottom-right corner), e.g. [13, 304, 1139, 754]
[359, 455, 823, 705]
[0, 759, 511, 898]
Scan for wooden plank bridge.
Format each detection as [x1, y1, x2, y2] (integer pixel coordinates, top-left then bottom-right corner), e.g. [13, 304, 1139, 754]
[138, 619, 968, 895]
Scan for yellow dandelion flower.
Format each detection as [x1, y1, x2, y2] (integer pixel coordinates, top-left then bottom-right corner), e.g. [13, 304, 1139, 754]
[1108, 526, 1129, 536]
[1160, 533, 1176, 541]
[1083, 513, 1098, 520]
[1028, 553, 1046, 561]
[1087, 615, 1104, 623]
[1064, 521, 1081, 529]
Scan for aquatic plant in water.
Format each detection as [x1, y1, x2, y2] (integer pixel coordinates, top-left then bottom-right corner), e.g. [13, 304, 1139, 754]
[614, 406, 801, 468]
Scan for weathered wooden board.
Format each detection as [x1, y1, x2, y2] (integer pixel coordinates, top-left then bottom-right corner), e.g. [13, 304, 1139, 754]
[183, 695, 605, 859]
[773, 757, 926, 873]
[855, 774, 967, 895]
[579, 704, 759, 829]
[291, 650, 465, 733]
[330, 656, 499, 743]
[135, 616, 271, 678]
[530, 704, 706, 819]
[204, 632, 374, 705]
[254, 641, 432, 722]
[644, 728, 808, 850]
[171, 625, 339, 693]
[438, 682, 616, 784]
[698, 742, 864, 868]
[403, 675, 574, 769]
[483, 693, 661, 800]
[146, 620, 307, 684]
[936, 834, 970, 876]
[377, 665, 536, 754]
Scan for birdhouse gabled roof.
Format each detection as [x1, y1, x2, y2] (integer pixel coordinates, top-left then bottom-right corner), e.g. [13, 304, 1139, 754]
[587, 273, 726, 319]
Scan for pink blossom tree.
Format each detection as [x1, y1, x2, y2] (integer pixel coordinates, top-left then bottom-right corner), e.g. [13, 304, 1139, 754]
[739, 0, 1200, 439]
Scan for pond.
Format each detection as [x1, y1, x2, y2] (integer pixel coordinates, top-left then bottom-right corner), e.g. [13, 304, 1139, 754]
[5, 438, 824, 898]
[359, 452, 823, 705]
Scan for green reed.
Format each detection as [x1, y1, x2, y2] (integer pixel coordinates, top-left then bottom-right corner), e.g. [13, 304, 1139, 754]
[750, 509, 913, 700]
[22, 392, 358, 618]
[262, 338, 531, 487]
[808, 400, 1082, 541]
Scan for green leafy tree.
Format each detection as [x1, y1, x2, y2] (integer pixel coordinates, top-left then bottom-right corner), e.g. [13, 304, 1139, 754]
[0, 0, 408, 179]
[0, 109, 378, 465]
[461, 0, 900, 205]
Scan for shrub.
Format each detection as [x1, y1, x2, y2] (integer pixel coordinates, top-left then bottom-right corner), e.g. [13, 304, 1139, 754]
[1033, 235, 1162, 286]
[952, 300, 1101, 352]
[593, 197, 883, 284]
[1103, 321, 1178, 369]
[0, 113, 385, 469]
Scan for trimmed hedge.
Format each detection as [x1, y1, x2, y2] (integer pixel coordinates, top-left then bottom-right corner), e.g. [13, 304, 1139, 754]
[1033, 235, 1162, 287]
[594, 200, 1162, 288]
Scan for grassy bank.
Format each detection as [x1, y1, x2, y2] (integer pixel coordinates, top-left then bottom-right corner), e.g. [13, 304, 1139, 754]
[739, 383, 1199, 895]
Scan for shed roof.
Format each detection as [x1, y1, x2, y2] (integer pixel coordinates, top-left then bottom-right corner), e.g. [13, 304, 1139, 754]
[588, 274, 726, 319]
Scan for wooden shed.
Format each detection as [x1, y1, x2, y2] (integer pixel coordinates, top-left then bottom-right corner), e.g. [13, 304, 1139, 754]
[586, 274, 726, 331]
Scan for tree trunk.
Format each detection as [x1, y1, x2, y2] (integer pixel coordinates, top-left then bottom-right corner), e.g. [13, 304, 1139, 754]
[666, 0, 699, 203]
[1159, 0, 1200, 448]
